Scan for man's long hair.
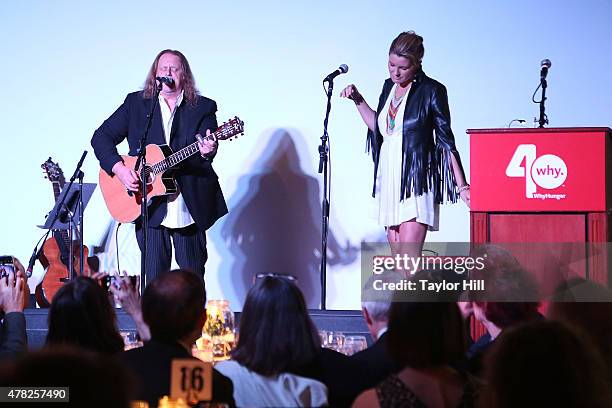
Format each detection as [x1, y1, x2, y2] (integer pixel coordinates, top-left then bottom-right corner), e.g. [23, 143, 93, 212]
[142, 49, 199, 105]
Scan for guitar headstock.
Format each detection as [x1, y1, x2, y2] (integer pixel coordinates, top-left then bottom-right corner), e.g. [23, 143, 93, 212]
[214, 116, 245, 141]
[41, 157, 65, 186]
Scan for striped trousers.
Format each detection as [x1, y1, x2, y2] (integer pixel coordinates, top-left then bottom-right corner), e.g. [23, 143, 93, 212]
[135, 223, 207, 288]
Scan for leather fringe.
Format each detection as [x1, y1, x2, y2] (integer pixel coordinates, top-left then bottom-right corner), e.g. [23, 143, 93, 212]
[436, 145, 460, 204]
[367, 132, 459, 204]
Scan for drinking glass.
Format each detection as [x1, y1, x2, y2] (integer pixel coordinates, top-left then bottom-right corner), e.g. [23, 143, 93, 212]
[324, 331, 345, 352]
[342, 335, 368, 356]
[318, 330, 328, 347]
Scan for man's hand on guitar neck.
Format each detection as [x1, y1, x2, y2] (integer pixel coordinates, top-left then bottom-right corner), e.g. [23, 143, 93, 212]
[196, 129, 218, 159]
[112, 162, 139, 192]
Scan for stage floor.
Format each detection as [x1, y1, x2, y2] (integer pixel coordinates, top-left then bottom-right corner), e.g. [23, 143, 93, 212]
[24, 309, 370, 349]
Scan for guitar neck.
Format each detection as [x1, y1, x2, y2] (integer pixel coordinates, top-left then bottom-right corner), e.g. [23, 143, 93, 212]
[52, 180, 71, 247]
[151, 140, 202, 175]
[148, 118, 242, 175]
[52, 181, 62, 201]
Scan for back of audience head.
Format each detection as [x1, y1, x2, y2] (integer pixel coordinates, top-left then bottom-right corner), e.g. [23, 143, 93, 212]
[551, 276, 612, 303]
[361, 271, 402, 340]
[481, 320, 612, 408]
[0, 346, 134, 408]
[46, 276, 123, 354]
[141, 268, 206, 344]
[468, 245, 540, 329]
[549, 277, 612, 385]
[232, 275, 320, 376]
[386, 282, 466, 369]
[550, 279, 612, 335]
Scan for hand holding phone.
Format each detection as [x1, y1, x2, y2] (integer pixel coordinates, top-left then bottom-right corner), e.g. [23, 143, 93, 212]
[0, 266, 25, 314]
[0, 256, 16, 279]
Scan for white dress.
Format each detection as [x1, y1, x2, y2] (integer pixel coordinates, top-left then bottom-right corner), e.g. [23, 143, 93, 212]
[373, 83, 440, 231]
[215, 360, 328, 407]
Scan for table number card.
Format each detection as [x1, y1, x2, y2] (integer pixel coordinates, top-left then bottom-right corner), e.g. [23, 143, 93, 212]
[170, 359, 212, 403]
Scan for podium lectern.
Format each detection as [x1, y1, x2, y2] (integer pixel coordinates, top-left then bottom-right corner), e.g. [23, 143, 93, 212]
[468, 127, 611, 289]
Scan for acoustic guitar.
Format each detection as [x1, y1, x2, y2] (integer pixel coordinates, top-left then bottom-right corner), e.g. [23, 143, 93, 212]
[99, 117, 244, 223]
[35, 158, 92, 306]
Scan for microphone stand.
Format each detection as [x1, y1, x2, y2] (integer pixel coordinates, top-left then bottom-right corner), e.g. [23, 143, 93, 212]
[77, 169, 85, 277]
[318, 79, 334, 310]
[134, 82, 162, 289]
[538, 76, 548, 128]
[66, 152, 88, 280]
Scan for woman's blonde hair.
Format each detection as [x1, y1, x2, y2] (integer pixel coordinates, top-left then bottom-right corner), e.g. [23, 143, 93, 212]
[389, 31, 424, 68]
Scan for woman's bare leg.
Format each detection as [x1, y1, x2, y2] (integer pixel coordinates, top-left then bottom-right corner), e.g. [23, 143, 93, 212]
[386, 219, 428, 278]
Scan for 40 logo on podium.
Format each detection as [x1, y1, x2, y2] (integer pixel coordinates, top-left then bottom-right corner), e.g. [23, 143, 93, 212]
[505, 144, 568, 200]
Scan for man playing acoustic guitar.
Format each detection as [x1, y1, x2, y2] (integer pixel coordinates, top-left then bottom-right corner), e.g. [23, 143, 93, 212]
[91, 50, 228, 288]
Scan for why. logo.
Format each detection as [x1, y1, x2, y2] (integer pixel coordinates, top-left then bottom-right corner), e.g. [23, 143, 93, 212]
[506, 144, 567, 198]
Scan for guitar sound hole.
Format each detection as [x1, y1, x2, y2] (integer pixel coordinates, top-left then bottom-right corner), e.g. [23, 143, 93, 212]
[140, 166, 155, 185]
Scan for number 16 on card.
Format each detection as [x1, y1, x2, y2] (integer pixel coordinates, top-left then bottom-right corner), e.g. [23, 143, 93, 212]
[170, 359, 213, 403]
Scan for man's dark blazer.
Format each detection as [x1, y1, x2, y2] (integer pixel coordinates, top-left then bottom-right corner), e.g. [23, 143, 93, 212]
[116, 339, 235, 408]
[290, 347, 369, 408]
[349, 332, 402, 391]
[0, 312, 27, 361]
[91, 91, 228, 230]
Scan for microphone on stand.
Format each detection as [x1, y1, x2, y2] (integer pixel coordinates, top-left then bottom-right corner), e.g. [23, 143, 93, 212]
[319, 63, 349, 309]
[536, 59, 552, 128]
[156, 76, 175, 87]
[540, 59, 551, 81]
[323, 64, 349, 82]
[25, 248, 38, 278]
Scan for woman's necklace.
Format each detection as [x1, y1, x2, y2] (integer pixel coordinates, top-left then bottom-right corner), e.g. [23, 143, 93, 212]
[386, 87, 408, 134]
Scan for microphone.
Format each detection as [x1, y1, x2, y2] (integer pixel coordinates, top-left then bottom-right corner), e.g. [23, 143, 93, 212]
[25, 248, 38, 278]
[323, 64, 349, 82]
[156, 76, 175, 87]
[540, 59, 551, 80]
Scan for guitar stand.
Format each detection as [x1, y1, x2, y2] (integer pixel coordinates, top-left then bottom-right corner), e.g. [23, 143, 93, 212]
[39, 181, 96, 279]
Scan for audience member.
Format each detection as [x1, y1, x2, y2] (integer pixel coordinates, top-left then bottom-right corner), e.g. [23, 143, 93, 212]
[0, 258, 27, 360]
[456, 298, 474, 348]
[0, 346, 134, 407]
[549, 277, 612, 385]
[216, 276, 328, 407]
[353, 284, 476, 408]
[350, 271, 402, 390]
[45, 276, 124, 354]
[109, 273, 151, 341]
[465, 245, 541, 376]
[117, 269, 235, 408]
[480, 320, 612, 408]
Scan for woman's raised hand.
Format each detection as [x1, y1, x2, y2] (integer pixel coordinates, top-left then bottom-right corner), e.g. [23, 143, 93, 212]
[340, 84, 364, 104]
[341, 84, 375, 131]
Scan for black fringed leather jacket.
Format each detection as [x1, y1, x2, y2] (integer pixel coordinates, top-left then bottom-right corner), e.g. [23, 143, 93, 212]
[366, 70, 466, 204]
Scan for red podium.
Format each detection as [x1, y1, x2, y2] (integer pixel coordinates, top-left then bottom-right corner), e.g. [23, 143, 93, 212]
[467, 127, 612, 291]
